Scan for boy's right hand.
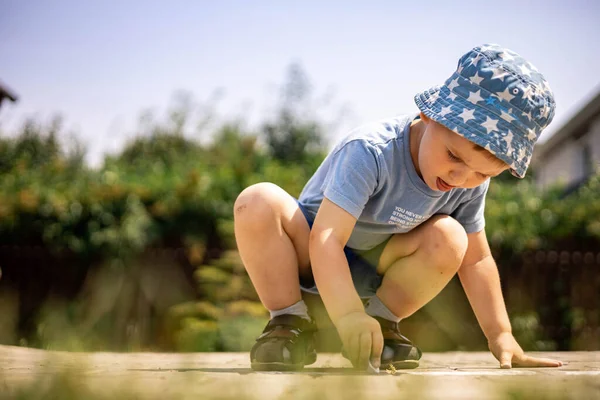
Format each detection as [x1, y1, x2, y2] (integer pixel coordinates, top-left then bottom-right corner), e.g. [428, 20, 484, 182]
[335, 311, 384, 370]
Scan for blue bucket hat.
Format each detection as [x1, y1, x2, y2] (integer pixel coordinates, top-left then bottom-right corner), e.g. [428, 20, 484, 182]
[414, 44, 555, 178]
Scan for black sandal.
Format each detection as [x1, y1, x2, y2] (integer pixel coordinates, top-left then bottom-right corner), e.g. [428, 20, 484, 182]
[250, 314, 317, 371]
[376, 317, 422, 369]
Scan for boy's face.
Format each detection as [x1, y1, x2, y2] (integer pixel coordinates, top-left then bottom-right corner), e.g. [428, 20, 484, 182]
[413, 113, 509, 192]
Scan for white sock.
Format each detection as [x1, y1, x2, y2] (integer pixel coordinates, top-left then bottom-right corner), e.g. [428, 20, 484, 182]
[365, 295, 401, 323]
[269, 300, 311, 321]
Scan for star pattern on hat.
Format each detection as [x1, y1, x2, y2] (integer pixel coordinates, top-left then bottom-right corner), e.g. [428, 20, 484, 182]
[458, 108, 476, 123]
[497, 86, 515, 102]
[467, 90, 484, 104]
[448, 92, 457, 101]
[468, 53, 484, 67]
[490, 68, 509, 82]
[540, 103, 550, 118]
[447, 78, 460, 92]
[500, 109, 516, 123]
[540, 79, 551, 93]
[522, 86, 536, 103]
[470, 71, 485, 85]
[504, 131, 514, 153]
[498, 51, 515, 62]
[439, 105, 453, 117]
[428, 90, 440, 104]
[519, 64, 532, 76]
[482, 116, 499, 134]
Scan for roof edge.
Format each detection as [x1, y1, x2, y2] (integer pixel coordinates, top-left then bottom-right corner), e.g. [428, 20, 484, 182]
[535, 89, 600, 161]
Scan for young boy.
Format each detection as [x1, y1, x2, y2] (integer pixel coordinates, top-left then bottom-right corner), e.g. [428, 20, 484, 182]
[234, 44, 564, 372]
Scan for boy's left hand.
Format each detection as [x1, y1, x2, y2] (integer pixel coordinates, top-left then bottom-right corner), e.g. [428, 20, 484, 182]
[488, 332, 563, 368]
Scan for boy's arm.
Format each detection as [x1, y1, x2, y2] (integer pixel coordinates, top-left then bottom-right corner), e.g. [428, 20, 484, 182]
[310, 198, 383, 369]
[458, 230, 562, 368]
[310, 198, 363, 319]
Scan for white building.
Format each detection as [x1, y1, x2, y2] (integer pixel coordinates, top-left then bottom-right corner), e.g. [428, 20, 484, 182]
[533, 90, 600, 190]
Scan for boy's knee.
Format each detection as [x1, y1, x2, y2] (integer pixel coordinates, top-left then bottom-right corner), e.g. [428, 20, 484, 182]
[425, 215, 468, 272]
[234, 183, 280, 228]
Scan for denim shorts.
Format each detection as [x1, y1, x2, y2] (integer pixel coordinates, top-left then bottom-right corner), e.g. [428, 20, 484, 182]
[296, 201, 390, 299]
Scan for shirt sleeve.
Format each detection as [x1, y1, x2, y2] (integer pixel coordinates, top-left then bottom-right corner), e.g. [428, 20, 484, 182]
[451, 180, 489, 234]
[321, 140, 380, 219]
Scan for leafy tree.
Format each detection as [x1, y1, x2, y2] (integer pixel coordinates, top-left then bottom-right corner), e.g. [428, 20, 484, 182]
[0, 116, 86, 174]
[262, 62, 325, 164]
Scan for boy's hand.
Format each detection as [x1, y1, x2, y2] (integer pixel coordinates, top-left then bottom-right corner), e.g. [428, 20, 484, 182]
[488, 332, 563, 368]
[335, 311, 384, 370]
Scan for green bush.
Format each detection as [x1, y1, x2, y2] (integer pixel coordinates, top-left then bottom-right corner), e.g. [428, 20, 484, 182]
[486, 173, 600, 252]
[219, 315, 269, 352]
[174, 318, 220, 352]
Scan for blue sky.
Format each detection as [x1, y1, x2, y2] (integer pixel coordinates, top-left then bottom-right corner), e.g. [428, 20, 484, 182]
[2, 0, 600, 165]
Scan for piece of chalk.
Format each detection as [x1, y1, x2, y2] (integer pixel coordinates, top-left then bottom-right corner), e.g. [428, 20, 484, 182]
[367, 361, 380, 374]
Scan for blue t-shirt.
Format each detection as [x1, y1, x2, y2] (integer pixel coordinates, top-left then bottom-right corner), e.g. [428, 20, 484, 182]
[298, 113, 489, 251]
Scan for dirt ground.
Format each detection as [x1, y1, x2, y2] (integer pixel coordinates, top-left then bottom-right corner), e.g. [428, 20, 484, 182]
[0, 345, 598, 399]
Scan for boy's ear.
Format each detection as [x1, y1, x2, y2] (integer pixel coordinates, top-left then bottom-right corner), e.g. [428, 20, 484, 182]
[419, 112, 430, 124]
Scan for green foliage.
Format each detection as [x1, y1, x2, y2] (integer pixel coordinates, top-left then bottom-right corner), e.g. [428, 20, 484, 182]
[171, 247, 268, 352]
[263, 112, 323, 164]
[510, 312, 556, 351]
[206, 124, 268, 204]
[485, 174, 600, 252]
[262, 62, 327, 166]
[174, 318, 220, 352]
[218, 315, 269, 351]
[116, 133, 205, 168]
[0, 120, 223, 258]
[168, 301, 224, 321]
[0, 117, 85, 175]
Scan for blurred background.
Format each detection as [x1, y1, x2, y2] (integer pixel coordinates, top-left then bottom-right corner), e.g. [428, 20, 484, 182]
[0, 0, 598, 354]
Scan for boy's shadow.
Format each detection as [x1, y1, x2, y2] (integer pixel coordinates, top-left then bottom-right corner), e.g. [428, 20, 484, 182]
[128, 367, 382, 376]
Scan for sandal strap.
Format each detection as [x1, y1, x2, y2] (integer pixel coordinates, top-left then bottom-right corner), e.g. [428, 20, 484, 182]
[374, 316, 414, 344]
[256, 314, 315, 341]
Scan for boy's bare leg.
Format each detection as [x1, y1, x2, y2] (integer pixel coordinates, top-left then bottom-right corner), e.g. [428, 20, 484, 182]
[375, 215, 469, 318]
[233, 182, 311, 311]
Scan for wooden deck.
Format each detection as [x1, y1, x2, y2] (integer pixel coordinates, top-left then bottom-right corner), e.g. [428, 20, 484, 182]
[0, 345, 598, 399]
